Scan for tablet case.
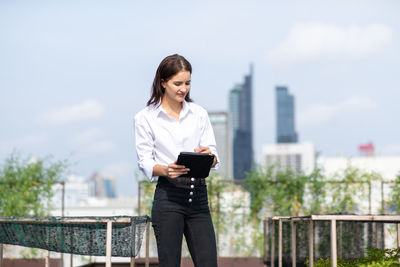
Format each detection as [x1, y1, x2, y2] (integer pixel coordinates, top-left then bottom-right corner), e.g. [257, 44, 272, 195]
[176, 152, 214, 178]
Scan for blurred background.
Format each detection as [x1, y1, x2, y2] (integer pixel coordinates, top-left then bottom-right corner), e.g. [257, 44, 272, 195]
[1, 0, 399, 197]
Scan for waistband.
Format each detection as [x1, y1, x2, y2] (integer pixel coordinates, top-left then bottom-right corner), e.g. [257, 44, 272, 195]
[158, 176, 206, 188]
[155, 176, 208, 207]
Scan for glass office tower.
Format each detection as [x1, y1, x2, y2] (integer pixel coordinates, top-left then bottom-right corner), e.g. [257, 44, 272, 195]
[229, 65, 253, 180]
[276, 86, 298, 143]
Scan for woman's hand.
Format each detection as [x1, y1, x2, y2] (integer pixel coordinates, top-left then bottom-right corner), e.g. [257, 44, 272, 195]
[165, 161, 190, 179]
[194, 147, 217, 167]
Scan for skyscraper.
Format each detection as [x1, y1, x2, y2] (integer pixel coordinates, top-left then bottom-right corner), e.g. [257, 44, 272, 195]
[276, 86, 298, 143]
[263, 142, 315, 175]
[89, 173, 116, 198]
[229, 65, 253, 180]
[209, 111, 232, 178]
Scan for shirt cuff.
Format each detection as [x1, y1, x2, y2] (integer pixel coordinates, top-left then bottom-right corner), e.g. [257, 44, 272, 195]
[139, 159, 157, 181]
[208, 146, 219, 170]
[211, 161, 220, 170]
[211, 153, 220, 170]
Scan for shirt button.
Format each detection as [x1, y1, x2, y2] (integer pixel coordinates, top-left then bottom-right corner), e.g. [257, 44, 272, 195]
[190, 185, 194, 189]
[188, 199, 192, 203]
[190, 191, 193, 196]
[191, 178, 195, 182]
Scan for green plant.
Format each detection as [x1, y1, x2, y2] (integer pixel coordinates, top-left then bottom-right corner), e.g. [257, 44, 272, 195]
[305, 168, 327, 214]
[243, 165, 326, 220]
[388, 172, 400, 214]
[138, 179, 156, 216]
[0, 151, 69, 258]
[327, 164, 380, 214]
[306, 247, 400, 267]
[0, 152, 69, 216]
[206, 174, 228, 249]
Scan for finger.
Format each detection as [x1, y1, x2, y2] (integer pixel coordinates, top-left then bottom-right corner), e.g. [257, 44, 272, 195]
[168, 167, 190, 175]
[171, 160, 189, 169]
[168, 167, 190, 173]
[175, 168, 190, 173]
[169, 163, 186, 169]
[195, 147, 208, 153]
[168, 170, 189, 178]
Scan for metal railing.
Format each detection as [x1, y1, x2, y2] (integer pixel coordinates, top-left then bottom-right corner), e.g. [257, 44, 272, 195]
[264, 214, 400, 267]
[0, 216, 151, 267]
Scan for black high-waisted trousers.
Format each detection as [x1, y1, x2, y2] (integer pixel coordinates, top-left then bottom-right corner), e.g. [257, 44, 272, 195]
[151, 176, 218, 267]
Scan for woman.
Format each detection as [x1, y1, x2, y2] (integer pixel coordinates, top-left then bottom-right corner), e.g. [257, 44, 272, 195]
[134, 54, 219, 267]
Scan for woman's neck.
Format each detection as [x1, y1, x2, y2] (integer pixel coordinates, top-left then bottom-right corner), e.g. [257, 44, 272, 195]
[161, 97, 183, 120]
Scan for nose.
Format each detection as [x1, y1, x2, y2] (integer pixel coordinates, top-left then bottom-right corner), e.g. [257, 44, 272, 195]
[180, 85, 190, 92]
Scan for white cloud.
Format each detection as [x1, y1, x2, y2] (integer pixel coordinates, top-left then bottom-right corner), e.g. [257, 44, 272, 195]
[298, 96, 377, 126]
[267, 23, 394, 65]
[42, 99, 104, 125]
[70, 128, 115, 154]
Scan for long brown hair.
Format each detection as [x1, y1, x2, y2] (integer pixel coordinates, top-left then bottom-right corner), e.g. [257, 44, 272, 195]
[147, 54, 193, 106]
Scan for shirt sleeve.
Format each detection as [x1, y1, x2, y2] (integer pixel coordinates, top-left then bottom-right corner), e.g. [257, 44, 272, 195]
[199, 110, 220, 170]
[134, 113, 157, 181]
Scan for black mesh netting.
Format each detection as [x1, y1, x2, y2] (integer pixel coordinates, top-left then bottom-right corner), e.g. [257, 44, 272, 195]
[0, 216, 150, 257]
[265, 219, 387, 267]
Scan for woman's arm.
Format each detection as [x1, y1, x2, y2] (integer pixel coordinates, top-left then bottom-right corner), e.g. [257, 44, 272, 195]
[153, 162, 190, 178]
[135, 114, 157, 180]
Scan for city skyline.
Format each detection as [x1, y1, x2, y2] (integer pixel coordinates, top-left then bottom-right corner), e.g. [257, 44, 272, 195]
[1, 0, 399, 197]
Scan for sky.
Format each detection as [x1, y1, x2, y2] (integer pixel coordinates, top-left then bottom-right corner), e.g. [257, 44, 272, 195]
[1, 0, 399, 197]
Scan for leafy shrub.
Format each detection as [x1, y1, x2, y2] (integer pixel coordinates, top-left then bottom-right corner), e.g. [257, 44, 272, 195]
[306, 247, 400, 267]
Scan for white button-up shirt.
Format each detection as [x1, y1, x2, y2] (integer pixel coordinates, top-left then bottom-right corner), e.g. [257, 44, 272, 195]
[134, 101, 219, 181]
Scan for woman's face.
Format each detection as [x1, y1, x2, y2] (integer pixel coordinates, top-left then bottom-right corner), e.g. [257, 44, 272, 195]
[161, 70, 191, 104]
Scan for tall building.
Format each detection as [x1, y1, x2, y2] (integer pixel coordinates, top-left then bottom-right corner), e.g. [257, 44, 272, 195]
[209, 111, 232, 178]
[89, 173, 117, 198]
[229, 85, 241, 132]
[229, 65, 254, 180]
[263, 142, 316, 175]
[276, 86, 298, 143]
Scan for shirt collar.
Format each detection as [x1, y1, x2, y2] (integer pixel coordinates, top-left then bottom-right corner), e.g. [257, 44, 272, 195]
[153, 100, 192, 120]
[153, 102, 165, 118]
[180, 100, 192, 119]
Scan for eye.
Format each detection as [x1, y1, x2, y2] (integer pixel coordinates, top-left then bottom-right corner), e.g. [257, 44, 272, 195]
[174, 82, 182, 86]
[185, 81, 191, 86]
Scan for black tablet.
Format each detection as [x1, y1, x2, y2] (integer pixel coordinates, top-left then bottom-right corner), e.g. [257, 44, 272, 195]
[176, 152, 215, 178]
